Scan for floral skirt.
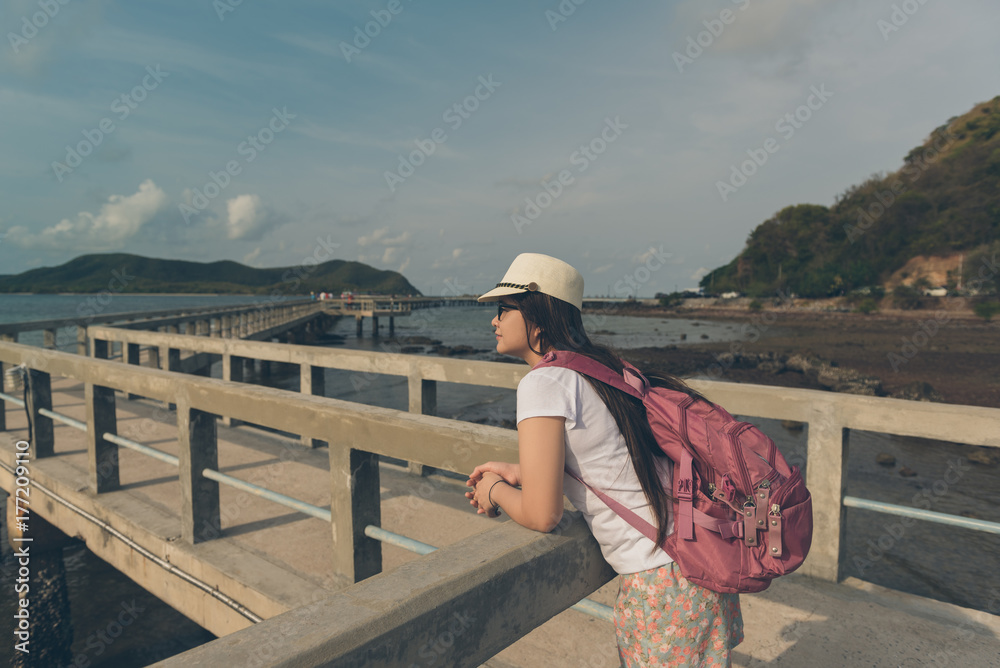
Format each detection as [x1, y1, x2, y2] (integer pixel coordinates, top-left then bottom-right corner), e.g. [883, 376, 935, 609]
[613, 562, 743, 667]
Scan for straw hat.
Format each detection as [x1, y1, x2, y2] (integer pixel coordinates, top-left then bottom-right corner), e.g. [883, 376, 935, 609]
[477, 253, 584, 310]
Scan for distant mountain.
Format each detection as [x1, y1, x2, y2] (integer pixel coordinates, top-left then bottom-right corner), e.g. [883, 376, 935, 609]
[0, 253, 421, 295]
[701, 96, 1000, 297]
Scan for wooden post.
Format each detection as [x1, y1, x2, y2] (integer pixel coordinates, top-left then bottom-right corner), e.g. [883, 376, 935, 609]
[178, 404, 221, 544]
[356, 315, 363, 337]
[329, 445, 381, 582]
[407, 376, 437, 476]
[26, 369, 54, 459]
[389, 316, 394, 337]
[300, 364, 326, 448]
[43, 328, 57, 350]
[372, 316, 379, 337]
[86, 383, 119, 492]
[800, 406, 849, 582]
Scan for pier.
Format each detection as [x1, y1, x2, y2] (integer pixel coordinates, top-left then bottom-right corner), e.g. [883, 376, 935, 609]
[1, 302, 998, 666]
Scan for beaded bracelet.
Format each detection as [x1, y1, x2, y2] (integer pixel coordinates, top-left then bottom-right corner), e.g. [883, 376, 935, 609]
[488, 479, 505, 516]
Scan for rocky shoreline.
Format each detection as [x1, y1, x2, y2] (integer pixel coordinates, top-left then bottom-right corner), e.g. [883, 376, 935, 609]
[612, 305, 1000, 409]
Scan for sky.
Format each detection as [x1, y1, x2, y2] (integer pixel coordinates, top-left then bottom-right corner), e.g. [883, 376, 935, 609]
[1, 0, 998, 297]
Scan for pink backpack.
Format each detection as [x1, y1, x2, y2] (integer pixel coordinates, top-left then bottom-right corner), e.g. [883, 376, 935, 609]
[535, 350, 813, 594]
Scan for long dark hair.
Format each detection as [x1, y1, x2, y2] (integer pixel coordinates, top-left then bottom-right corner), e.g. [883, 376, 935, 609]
[511, 291, 706, 548]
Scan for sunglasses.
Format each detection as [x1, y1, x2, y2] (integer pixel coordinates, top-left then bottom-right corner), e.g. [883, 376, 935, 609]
[497, 302, 517, 321]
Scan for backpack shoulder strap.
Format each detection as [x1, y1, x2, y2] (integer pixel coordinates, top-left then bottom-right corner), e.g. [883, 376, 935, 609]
[534, 350, 644, 400]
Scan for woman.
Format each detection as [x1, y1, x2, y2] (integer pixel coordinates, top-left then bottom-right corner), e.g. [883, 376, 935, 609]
[466, 253, 743, 667]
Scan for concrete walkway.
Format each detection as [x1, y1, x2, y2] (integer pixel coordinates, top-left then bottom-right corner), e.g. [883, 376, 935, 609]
[2, 377, 997, 666]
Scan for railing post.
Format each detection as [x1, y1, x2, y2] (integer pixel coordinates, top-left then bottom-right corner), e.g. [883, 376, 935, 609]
[221, 354, 243, 428]
[800, 404, 849, 582]
[300, 364, 327, 448]
[126, 342, 141, 400]
[178, 403, 221, 544]
[167, 348, 181, 410]
[329, 445, 381, 582]
[0, 359, 5, 432]
[85, 382, 119, 492]
[407, 375, 437, 476]
[43, 328, 57, 350]
[91, 337, 109, 359]
[76, 326, 88, 356]
[26, 369, 55, 458]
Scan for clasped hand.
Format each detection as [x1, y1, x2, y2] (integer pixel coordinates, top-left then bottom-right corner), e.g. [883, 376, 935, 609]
[465, 461, 521, 518]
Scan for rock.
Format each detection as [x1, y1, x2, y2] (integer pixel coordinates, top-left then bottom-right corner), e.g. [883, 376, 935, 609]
[876, 453, 896, 467]
[967, 448, 1000, 466]
[892, 381, 944, 403]
[898, 466, 918, 477]
[700, 334, 709, 339]
[679, 333, 687, 340]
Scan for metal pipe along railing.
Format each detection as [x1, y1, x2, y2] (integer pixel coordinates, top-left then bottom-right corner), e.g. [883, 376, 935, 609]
[843, 495, 1000, 535]
[201, 468, 332, 522]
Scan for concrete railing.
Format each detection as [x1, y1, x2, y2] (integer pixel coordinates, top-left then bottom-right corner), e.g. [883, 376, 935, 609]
[3, 333, 1000, 665]
[0, 339, 520, 583]
[66, 326, 1000, 581]
[0, 298, 317, 355]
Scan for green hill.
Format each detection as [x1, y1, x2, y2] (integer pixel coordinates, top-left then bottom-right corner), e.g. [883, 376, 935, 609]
[701, 96, 1000, 297]
[0, 253, 421, 296]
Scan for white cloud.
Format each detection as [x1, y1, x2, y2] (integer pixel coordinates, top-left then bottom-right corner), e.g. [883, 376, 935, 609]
[225, 194, 276, 241]
[243, 247, 262, 266]
[690, 267, 710, 282]
[358, 227, 413, 247]
[7, 179, 166, 250]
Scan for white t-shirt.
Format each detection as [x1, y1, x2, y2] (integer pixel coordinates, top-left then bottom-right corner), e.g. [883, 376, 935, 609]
[517, 365, 674, 574]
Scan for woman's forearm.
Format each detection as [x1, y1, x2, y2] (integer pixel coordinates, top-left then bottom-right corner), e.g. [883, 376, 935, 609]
[489, 479, 563, 532]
